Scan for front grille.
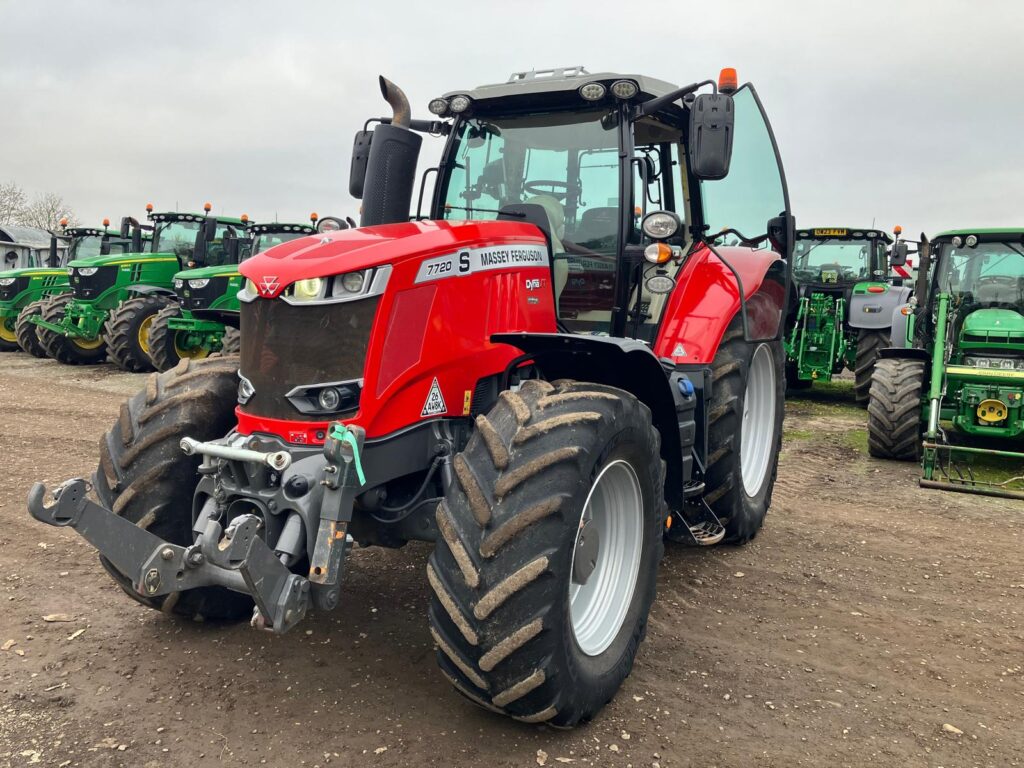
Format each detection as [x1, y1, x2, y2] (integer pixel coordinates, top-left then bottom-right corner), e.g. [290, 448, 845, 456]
[71, 266, 118, 299]
[239, 297, 379, 421]
[178, 277, 225, 310]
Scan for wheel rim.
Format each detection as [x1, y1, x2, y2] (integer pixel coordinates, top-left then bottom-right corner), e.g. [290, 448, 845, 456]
[138, 315, 155, 354]
[740, 343, 776, 496]
[569, 459, 643, 657]
[174, 333, 209, 360]
[71, 334, 104, 350]
[0, 320, 16, 342]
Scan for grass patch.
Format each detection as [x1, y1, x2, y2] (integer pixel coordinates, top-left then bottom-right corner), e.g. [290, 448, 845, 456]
[843, 428, 869, 455]
[783, 427, 816, 444]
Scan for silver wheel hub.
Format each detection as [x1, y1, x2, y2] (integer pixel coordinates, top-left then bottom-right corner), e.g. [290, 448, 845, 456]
[569, 460, 643, 657]
[740, 343, 776, 497]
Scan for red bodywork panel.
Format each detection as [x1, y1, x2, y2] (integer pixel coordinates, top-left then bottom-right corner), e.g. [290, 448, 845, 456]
[236, 223, 784, 444]
[653, 244, 785, 364]
[238, 220, 557, 440]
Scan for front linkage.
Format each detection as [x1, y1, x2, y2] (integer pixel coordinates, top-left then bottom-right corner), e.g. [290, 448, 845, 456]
[28, 423, 368, 632]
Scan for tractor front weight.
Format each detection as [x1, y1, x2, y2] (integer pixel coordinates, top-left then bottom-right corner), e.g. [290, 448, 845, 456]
[32, 301, 106, 340]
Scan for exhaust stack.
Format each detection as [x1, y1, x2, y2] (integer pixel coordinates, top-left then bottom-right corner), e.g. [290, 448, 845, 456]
[358, 75, 422, 227]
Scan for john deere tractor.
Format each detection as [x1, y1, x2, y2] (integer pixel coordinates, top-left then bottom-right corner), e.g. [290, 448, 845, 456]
[147, 216, 329, 371]
[29, 66, 795, 726]
[0, 219, 126, 356]
[784, 227, 910, 402]
[868, 230, 1024, 499]
[32, 205, 246, 370]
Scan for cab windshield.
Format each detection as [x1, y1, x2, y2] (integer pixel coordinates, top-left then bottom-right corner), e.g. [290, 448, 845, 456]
[793, 238, 882, 282]
[69, 236, 104, 261]
[152, 220, 201, 258]
[939, 241, 1024, 307]
[253, 230, 307, 256]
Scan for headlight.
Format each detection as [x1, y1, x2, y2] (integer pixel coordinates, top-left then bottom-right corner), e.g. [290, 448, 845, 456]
[0, 277, 15, 287]
[245, 278, 257, 295]
[448, 94, 471, 113]
[188, 279, 210, 289]
[291, 277, 324, 301]
[428, 98, 449, 116]
[66, 267, 74, 276]
[317, 387, 341, 411]
[173, 278, 184, 290]
[77, 267, 99, 277]
[331, 270, 369, 297]
[641, 211, 681, 240]
[610, 80, 638, 99]
[579, 82, 606, 101]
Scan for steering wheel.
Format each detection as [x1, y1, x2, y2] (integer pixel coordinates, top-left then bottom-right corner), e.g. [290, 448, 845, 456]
[977, 275, 1018, 286]
[524, 180, 569, 201]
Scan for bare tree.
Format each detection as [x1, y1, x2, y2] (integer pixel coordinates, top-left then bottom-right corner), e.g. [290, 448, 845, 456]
[19, 192, 78, 230]
[0, 181, 27, 225]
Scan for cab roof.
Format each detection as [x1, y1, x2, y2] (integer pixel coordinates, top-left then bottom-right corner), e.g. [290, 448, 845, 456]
[149, 211, 246, 226]
[442, 66, 679, 107]
[933, 227, 1024, 240]
[249, 222, 315, 235]
[796, 227, 893, 243]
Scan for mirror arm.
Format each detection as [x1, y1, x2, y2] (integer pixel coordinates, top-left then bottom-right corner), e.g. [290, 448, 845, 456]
[638, 79, 715, 117]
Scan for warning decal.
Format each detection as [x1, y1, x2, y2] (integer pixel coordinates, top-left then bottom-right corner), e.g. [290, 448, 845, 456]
[421, 377, 448, 417]
[672, 343, 687, 358]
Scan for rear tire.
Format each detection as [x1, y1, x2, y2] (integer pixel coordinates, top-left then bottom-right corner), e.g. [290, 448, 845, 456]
[16, 300, 49, 357]
[94, 355, 252, 621]
[429, 379, 665, 727]
[867, 358, 924, 460]
[105, 295, 169, 373]
[39, 293, 108, 365]
[705, 317, 785, 544]
[220, 326, 241, 355]
[853, 329, 889, 405]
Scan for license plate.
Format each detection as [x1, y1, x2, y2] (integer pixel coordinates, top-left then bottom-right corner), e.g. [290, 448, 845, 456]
[814, 228, 848, 237]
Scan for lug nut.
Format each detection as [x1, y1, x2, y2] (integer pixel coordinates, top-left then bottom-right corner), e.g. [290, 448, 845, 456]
[161, 547, 174, 561]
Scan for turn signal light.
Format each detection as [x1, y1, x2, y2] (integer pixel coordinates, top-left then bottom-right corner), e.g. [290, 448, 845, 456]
[644, 242, 674, 264]
[868, 285, 885, 293]
[719, 67, 738, 94]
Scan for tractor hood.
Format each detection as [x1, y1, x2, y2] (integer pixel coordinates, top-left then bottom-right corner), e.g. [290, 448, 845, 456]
[174, 263, 239, 281]
[68, 251, 178, 269]
[0, 267, 68, 280]
[962, 308, 1024, 339]
[239, 219, 547, 299]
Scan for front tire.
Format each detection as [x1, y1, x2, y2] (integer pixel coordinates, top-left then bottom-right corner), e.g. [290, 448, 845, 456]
[867, 358, 924, 460]
[0, 313, 19, 351]
[853, 329, 889, 405]
[94, 356, 252, 621]
[16, 300, 49, 357]
[429, 379, 665, 727]
[38, 293, 108, 365]
[705, 317, 785, 543]
[105, 294, 169, 372]
[147, 304, 213, 372]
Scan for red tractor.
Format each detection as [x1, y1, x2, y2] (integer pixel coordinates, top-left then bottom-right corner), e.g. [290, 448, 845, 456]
[29, 66, 793, 726]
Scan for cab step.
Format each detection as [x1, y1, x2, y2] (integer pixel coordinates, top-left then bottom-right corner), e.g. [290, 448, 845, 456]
[669, 500, 726, 547]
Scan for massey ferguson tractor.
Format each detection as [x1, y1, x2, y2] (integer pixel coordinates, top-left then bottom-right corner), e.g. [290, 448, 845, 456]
[147, 215, 330, 371]
[29, 67, 794, 726]
[784, 226, 910, 402]
[868, 229, 1023, 499]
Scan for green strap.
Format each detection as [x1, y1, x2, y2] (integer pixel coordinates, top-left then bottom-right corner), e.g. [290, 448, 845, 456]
[328, 424, 366, 486]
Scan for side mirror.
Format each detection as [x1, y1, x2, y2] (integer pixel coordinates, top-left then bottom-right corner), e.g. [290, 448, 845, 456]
[767, 212, 795, 259]
[131, 225, 143, 254]
[48, 237, 58, 268]
[349, 130, 373, 198]
[226, 235, 240, 263]
[100, 236, 112, 256]
[688, 93, 734, 180]
[890, 241, 909, 267]
[119, 217, 131, 239]
[202, 216, 218, 242]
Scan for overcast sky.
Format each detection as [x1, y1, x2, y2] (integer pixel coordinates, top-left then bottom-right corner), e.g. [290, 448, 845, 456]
[2, 0, 1022, 237]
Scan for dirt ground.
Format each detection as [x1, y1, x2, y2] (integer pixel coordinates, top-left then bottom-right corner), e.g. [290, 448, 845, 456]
[0, 355, 1021, 768]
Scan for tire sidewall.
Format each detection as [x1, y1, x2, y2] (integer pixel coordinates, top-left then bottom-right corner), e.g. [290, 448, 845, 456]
[554, 420, 663, 701]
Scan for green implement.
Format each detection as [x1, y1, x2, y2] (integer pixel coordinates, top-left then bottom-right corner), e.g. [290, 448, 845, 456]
[868, 229, 1024, 499]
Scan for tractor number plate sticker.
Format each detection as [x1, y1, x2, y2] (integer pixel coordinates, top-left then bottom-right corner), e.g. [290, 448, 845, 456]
[813, 228, 848, 237]
[414, 244, 549, 284]
[421, 377, 448, 417]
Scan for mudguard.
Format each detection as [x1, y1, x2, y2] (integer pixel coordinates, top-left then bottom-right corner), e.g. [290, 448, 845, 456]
[848, 285, 911, 330]
[888, 303, 913, 348]
[653, 244, 787, 365]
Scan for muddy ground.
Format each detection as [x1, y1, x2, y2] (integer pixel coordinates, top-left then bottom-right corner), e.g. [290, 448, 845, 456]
[0, 355, 1020, 768]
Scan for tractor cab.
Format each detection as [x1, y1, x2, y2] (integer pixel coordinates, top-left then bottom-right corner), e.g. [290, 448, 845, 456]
[148, 206, 247, 270]
[792, 228, 892, 295]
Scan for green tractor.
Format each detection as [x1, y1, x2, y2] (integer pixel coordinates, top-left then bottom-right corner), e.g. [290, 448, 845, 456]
[147, 214, 328, 371]
[0, 218, 130, 357]
[32, 204, 246, 371]
[868, 229, 1024, 499]
[784, 226, 911, 402]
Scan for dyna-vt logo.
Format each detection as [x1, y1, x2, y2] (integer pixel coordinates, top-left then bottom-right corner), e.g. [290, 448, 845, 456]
[258, 276, 279, 296]
[525, 278, 545, 291]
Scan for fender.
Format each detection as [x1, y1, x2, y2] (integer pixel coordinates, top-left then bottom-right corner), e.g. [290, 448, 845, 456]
[492, 332, 684, 509]
[848, 284, 912, 330]
[887, 303, 913, 348]
[126, 284, 176, 298]
[654, 244, 786, 364]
